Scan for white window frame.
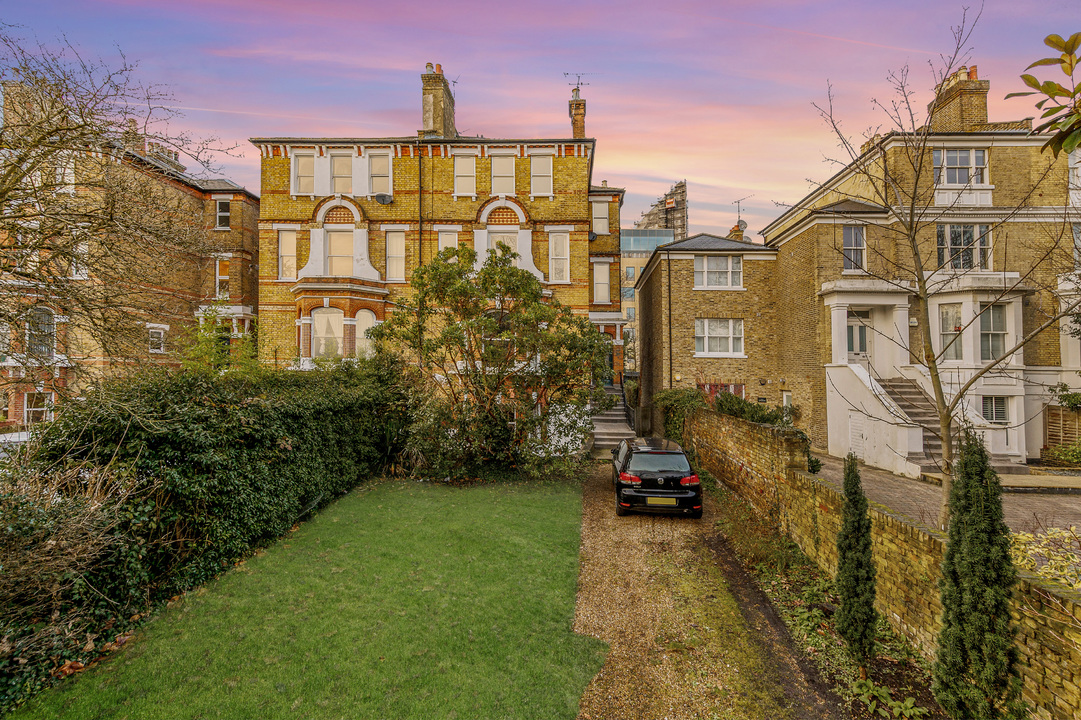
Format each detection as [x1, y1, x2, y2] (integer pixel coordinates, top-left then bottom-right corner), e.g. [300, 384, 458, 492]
[215, 256, 230, 298]
[490, 154, 515, 195]
[293, 153, 315, 196]
[693, 255, 743, 289]
[385, 229, 406, 281]
[24, 391, 53, 424]
[694, 317, 745, 357]
[530, 154, 553, 199]
[326, 230, 353, 278]
[980, 303, 1007, 362]
[26, 307, 55, 360]
[70, 238, 89, 280]
[939, 303, 963, 361]
[215, 200, 230, 230]
[934, 148, 987, 186]
[592, 202, 609, 235]
[311, 307, 345, 359]
[982, 396, 1008, 425]
[548, 232, 570, 283]
[148, 324, 168, 354]
[369, 153, 392, 196]
[454, 154, 476, 199]
[438, 230, 458, 254]
[278, 229, 297, 280]
[937, 224, 991, 270]
[592, 261, 611, 304]
[842, 226, 865, 270]
[330, 153, 352, 195]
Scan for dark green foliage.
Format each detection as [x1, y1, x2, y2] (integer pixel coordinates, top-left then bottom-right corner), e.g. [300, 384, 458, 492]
[932, 430, 1027, 719]
[710, 392, 820, 473]
[0, 356, 409, 714]
[652, 388, 708, 441]
[835, 453, 877, 666]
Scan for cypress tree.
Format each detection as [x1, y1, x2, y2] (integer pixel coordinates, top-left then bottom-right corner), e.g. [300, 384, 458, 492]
[932, 430, 1027, 719]
[835, 452, 877, 676]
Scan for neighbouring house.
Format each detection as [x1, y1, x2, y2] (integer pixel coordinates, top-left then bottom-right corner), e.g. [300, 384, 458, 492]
[620, 228, 674, 372]
[758, 65, 1079, 476]
[251, 65, 626, 375]
[636, 226, 778, 433]
[0, 81, 259, 428]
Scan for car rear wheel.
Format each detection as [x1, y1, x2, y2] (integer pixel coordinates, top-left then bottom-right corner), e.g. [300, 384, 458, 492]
[690, 508, 702, 519]
[615, 491, 629, 516]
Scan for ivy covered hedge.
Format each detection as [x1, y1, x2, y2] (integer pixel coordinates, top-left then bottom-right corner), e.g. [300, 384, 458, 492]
[1, 356, 409, 712]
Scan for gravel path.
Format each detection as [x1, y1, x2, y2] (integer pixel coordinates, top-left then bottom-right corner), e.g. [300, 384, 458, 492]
[574, 465, 848, 720]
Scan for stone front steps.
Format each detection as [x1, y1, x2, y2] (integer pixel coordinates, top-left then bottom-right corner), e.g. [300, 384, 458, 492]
[591, 387, 635, 458]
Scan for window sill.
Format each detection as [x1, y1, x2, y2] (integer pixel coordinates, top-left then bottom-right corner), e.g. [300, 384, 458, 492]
[692, 286, 745, 292]
[529, 194, 554, 201]
[694, 352, 747, 359]
[935, 183, 994, 190]
[546, 280, 572, 285]
[452, 194, 477, 201]
[213, 227, 231, 232]
[841, 269, 868, 275]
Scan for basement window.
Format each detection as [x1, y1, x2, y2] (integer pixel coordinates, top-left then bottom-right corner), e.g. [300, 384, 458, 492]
[982, 396, 1008, 424]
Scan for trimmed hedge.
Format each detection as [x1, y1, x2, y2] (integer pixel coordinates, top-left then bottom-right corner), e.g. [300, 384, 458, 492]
[1, 356, 409, 712]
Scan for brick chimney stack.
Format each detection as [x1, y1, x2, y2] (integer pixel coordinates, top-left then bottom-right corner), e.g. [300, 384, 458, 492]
[728, 223, 744, 241]
[421, 62, 457, 138]
[928, 65, 989, 132]
[569, 86, 586, 139]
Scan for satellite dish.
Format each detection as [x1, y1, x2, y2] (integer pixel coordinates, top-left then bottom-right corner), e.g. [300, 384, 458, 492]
[737, 219, 748, 231]
[374, 193, 393, 205]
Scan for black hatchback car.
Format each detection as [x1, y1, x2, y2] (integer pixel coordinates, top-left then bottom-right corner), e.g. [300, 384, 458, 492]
[611, 437, 702, 518]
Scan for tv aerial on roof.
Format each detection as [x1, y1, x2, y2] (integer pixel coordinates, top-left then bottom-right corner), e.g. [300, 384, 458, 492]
[733, 194, 754, 222]
[563, 72, 598, 90]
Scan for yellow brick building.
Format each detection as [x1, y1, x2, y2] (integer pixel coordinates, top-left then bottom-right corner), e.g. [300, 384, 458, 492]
[251, 65, 626, 372]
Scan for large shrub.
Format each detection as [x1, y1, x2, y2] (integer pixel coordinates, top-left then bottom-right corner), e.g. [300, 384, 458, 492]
[1, 356, 409, 713]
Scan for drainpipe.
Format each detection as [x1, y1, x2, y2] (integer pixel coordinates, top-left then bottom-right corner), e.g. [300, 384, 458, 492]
[416, 139, 425, 365]
[667, 249, 673, 389]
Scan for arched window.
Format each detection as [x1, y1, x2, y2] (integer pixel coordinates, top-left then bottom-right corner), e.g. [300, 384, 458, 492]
[311, 307, 344, 358]
[27, 306, 55, 359]
[355, 309, 377, 357]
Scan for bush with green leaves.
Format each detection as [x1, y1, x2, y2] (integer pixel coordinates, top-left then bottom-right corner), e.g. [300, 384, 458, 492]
[835, 453, 878, 675]
[932, 430, 1027, 720]
[652, 388, 708, 442]
[1, 356, 409, 713]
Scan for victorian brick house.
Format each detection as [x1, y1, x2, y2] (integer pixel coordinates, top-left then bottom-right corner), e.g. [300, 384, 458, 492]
[250, 64, 625, 373]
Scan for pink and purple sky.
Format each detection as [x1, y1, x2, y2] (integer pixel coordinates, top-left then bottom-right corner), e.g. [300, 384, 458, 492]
[6, 0, 1074, 235]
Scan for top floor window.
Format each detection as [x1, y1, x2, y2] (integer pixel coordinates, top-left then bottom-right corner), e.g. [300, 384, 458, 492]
[933, 149, 986, 185]
[331, 154, 352, 195]
[842, 226, 865, 270]
[215, 200, 230, 229]
[592, 202, 609, 234]
[295, 154, 315, 195]
[454, 155, 476, 197]
[491, 155, 515, 195]
[530, 155, 553, 196]
[370, 154, 391, 195]
[694, 255, 741, 288]
[937, 224, 991, 270]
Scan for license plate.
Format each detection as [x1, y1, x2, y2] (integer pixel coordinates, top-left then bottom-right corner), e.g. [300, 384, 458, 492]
[646, 497, 678, 506]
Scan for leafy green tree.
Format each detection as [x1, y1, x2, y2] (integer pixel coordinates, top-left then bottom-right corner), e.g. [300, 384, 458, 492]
[835, 452, 878, 677]
[371, 244, 612, 476]
[932, 430, 1027, 719]
[1007, 32, 1081, 157]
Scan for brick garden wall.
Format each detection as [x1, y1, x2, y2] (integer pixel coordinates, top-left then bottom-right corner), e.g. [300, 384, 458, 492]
[686, 409, 1081, 720]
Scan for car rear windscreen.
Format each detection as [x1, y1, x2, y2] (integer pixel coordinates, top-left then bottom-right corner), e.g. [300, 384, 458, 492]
[627, 452, 691, 473]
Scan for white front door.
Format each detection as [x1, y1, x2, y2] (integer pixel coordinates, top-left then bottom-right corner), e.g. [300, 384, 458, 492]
[847, 310, 871, 371]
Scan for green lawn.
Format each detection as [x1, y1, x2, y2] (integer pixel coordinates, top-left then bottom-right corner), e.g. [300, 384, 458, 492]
[14, 480, 606, 720]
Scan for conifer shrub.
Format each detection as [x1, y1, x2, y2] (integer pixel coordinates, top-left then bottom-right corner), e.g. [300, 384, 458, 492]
[835, 453, 878, 674]
[931, 430, 1027, 719]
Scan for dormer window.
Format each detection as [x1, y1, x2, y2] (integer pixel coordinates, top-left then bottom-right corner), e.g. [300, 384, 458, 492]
[933, 149, 986, 185]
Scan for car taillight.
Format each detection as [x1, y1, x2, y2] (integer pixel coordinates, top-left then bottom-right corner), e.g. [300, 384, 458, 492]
[680, 474, 700, 486]
[619, 472, 641, 485]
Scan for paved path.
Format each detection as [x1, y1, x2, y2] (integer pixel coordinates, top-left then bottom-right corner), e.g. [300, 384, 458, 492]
[815, 455, 1081, 533]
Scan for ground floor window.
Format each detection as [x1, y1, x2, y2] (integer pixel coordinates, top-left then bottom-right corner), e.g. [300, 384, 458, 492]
[312, 308, 344, 358]
[24, 391, 52, 423]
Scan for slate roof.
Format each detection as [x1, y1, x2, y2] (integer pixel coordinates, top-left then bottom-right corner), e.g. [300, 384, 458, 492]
[657, 232, 774, 252]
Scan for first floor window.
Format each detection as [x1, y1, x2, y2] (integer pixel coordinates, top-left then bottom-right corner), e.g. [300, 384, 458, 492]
[215, 200, 230, 229]
[279, 230, 297, 279]
[982, 396, 1008, 424]
[438, 231, 458, 254]
[215, 258, 230, 297]
[940, 303, 962, 361]
[27, 307, 55, 359]
[149, 327, 166, 353]
[593, 263, 610, 304]
[842, 225, 865, 270]
[491, 155, 515, 195]
[294, 154, 314, 195]
[311, 308, 344, 358]
[370, 154, 391, 195]
[331, 154, 352, 194]
[980, 303, 1006, 361]
[694, 255, 741, 288]
[386, 230, 405, 279]
[530, 154, 553, 196]
[937, 224, 991, 269]
[549, 232, 568, 281]
[490, 231, 518, 266]
[24, 392, 51, 424]
[454, 155, 476, 196]
[327, 231, 353, 277]
[695, 318, 743, 355]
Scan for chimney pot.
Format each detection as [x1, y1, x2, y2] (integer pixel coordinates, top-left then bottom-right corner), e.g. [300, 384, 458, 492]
[602, 180, 608, 187]
[968, 65, 978, 80]
[435, 63, 443, 75]
[425, 62, 434, 73]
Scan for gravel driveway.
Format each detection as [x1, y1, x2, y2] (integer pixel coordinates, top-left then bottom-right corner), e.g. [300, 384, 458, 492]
[574, 465, 848, 720]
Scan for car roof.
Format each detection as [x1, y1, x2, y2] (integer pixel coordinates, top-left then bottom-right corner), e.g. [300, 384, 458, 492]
[628, 437, 684, 453]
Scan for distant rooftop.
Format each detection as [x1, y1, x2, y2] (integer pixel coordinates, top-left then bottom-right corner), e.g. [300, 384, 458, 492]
[621, 229, 674, 253]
